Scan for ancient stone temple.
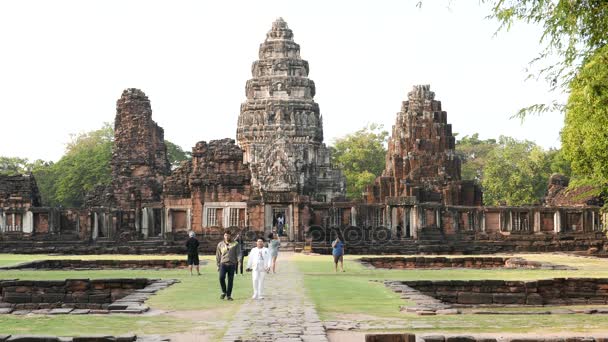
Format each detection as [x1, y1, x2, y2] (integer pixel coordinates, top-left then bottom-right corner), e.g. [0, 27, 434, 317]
[110, 88, 170, 210]
[367, 85, 482, 206]
[236, 18, 345, 202]
[1, 19, 606, 255]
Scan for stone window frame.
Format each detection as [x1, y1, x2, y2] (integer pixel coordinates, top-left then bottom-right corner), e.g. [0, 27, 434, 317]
[203, 202, 248, 229]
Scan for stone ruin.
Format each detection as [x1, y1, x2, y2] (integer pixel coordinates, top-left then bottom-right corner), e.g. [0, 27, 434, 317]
[0, 174, 40, 209]
[545, 173, 604, 207]
[236, 17, 345, 201]
[366, 85, 482, 206]
[0, 18, 606, 255]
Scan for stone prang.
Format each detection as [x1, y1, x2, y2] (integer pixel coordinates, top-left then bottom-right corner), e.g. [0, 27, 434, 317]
[236, 18, 345, 201]
[111, 88, 170, 209]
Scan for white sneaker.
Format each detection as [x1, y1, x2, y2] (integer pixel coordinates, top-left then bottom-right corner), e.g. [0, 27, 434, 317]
[251, 295, 258, 299]
[257, 296, 264, 300]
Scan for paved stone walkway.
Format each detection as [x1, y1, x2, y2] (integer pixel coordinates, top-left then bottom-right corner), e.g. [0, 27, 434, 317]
[222, 252, 328, 342]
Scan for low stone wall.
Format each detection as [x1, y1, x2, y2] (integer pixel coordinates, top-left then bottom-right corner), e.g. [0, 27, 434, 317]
[0, 335, 166, 342]
[0, 278, 177, 313]
[399, 278, 608, 306]
[0, 259, 200, 270]
[359, 257, 572, 270]
[364, 334, 608, 342]
[312, 232, 608, 255]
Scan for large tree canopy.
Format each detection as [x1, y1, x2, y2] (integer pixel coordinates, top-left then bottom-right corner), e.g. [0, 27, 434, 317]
[482, 136, 552, 206]
[486, 0, 608, 117]
[330, 124, 388, 200]
[456, 133, 498, 182]
[562, 44, 608, 187]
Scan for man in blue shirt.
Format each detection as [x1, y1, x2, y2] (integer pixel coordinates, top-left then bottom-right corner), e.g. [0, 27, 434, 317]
[331, 237, 345, 272]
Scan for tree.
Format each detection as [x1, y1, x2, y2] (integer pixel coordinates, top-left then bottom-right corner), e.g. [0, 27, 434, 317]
[456, 133, 498, 182]
[561, 44, 608, 188]
[482, 136, 552, 206]
[165, 140, 192, 169]
[0, 157, 31, 175]
[486, 0, 608, 118]
[331, 124, 389, 199]
[41, 123, 114, 207]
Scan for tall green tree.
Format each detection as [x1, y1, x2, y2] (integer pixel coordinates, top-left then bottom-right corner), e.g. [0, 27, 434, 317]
[562, 44, 608, 191]
[331, 124, 388, 199]
[0, 157, 31, 175]
[165, 140, 192, 169]
[456, 133, 498, 182]
[482, 136, 552, 206]
[43, 123, 114, 207]
[486, 0, 608, 118]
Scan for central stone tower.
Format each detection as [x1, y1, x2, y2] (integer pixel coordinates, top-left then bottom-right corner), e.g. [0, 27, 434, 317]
[236, 18, 344, 201]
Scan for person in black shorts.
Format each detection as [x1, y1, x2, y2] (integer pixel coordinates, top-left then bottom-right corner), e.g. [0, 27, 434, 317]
[186, 231, 201, 276]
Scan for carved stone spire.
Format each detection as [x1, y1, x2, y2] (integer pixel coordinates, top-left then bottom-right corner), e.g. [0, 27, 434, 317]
[236, 19, 344, 200]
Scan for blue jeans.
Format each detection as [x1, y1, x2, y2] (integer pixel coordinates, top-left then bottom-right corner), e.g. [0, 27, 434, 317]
[219, 264, 236, 296]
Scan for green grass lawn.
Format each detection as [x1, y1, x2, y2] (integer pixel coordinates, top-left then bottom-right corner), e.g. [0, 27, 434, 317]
[1, 253, 608, 335]
[0, 254, 250, 337]
[293, 253, 608, 333]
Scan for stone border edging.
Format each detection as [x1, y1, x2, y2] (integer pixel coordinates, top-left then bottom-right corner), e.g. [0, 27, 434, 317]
[0, 335, 171, 342]
[358, 257, 575, 270]
[363, 333, 608, 342]
[0, 278, 179, 315]
[381, 278, 608, 315]
[0, 259, 205, 270]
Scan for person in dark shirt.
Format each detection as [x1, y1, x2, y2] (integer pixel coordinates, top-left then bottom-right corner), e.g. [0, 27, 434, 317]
[186, 231, 201, 276]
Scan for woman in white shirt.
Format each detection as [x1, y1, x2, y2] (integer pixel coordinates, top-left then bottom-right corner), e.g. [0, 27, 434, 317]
[246, 238, 272, 299]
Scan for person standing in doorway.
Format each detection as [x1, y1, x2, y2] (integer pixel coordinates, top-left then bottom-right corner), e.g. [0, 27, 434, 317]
[268, 233, 280, 273]
[332, 236, 345, 272]
[277, 214, 285, 236]
[186, 231, 201, 276]
[216, 230, 239, 301]
[246, 238, 271, 299]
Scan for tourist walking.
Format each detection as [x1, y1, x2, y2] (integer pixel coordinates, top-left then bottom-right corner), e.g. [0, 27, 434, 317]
[246, 238, 271, 299]
[268, 233, 280, 273]
[332, 236, 345, 272]
[186, 231, 201, 276]
[216, 230, 240, 301]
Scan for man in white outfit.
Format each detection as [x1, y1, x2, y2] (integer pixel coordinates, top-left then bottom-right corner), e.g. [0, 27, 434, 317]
[246, 238, 271, 299]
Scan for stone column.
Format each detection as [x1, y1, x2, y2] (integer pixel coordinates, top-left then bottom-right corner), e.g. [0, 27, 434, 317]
[23, 211, 33, 234]
[92, 212, 99, 240]
[0, 210, 5, 233]
[135, 208, 141, 233]
[391, 207, 398, 236]
[141, 208, 149, 238]
[411, 206, 419, 239]
[187, 208, 192, 231]
[592, 211, 596, 231]
[507, 211, 513, 232]
[165, 208, 172, 236]
[264, 204, 273, 234]
[160, 209, 166, 236]
[351, 207, 357, 227]
[435, 209, 442, 230]
[533, 210, 541, 233]
[481, 211, 486, 232]
[553, 210, 562, 233]
[288, 204, 294, 241]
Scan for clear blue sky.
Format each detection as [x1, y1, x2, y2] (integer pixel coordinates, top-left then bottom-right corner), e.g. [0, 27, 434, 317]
[0, 0, 565, 161]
